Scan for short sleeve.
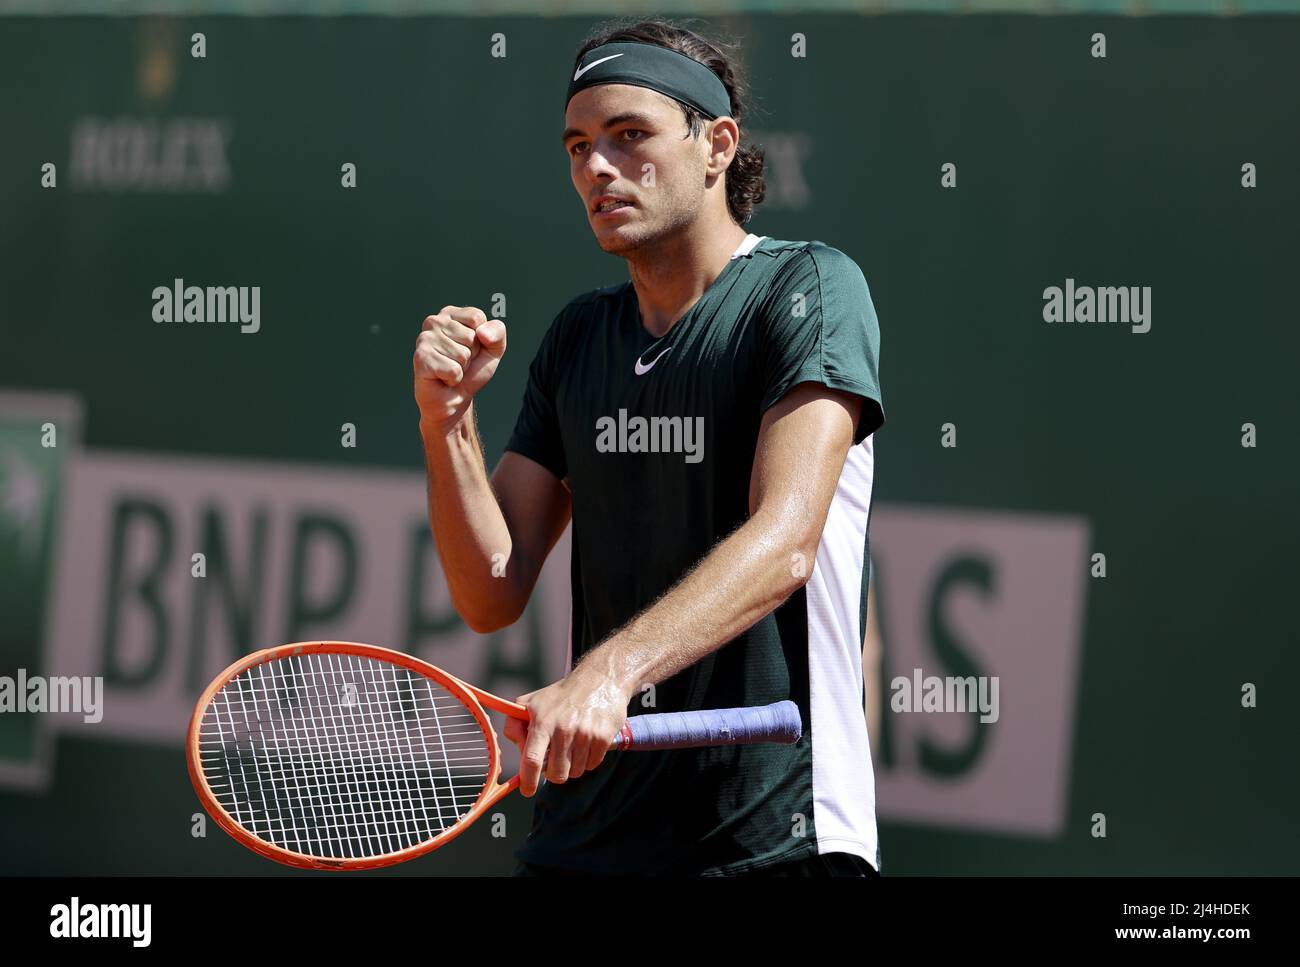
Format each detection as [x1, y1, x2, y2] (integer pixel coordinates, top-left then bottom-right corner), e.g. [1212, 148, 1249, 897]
[504, 311, 568, 481]
[758, 244, 885, 444]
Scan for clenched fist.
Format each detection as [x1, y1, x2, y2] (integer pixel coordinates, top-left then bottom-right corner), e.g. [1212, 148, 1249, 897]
[413, 306, 507, 433]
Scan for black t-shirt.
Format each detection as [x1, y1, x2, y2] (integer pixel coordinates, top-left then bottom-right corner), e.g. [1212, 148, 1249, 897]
[505, 235, 885, 874]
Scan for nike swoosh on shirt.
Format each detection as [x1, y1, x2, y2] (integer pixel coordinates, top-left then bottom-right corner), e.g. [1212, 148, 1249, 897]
[634, 346, 672, 376]
[574, 53, 624, 80]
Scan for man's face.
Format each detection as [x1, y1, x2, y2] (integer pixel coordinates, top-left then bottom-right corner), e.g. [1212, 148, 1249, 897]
[562, 84, 709, 255]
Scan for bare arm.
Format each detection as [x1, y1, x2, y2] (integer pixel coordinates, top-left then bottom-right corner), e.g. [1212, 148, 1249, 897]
[415, 306, 571, 633]
[585, 381, 861, 692]
[420, 412, 570, 633]
[507, 381, 863, 795]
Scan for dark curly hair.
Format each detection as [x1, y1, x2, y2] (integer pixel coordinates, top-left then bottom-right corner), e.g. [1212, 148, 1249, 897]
[571, 18, 767, 227]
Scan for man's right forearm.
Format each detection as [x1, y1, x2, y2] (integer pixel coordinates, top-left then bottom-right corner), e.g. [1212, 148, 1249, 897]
[420, 404, 519, 632]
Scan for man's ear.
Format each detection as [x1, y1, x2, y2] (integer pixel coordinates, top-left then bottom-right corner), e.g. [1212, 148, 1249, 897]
[707, 117, 740, 173]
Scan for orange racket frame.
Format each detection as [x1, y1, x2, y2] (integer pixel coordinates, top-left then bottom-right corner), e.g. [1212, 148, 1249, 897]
[186, 640, 529, 871]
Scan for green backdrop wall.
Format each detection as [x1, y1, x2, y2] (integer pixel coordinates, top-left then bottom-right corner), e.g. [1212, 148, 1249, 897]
[0, 14, 1296, 874]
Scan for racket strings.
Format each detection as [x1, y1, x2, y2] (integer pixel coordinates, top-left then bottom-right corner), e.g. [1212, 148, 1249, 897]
[196, 653, 491, 861]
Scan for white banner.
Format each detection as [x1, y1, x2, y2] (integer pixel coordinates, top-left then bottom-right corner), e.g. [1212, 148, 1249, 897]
[3, 393, 1092, 840]
[871, 505, 1090, 837]
[43, 451, 572, 750]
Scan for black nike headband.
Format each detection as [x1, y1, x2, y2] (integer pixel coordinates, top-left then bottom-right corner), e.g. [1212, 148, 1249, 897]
[565, 42, 731, 121]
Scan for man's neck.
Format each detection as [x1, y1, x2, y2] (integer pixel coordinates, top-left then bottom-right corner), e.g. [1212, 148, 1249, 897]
[628, 222, 750, 338]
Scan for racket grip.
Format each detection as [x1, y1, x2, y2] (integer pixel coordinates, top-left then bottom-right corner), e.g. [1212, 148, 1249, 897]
[615, 701, 802, 751]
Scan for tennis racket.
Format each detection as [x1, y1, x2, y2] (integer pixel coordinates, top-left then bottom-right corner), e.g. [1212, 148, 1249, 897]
[187, 640, 802, 870]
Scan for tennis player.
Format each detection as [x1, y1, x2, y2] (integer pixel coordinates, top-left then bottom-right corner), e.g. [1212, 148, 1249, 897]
[414, 19, 884, 876]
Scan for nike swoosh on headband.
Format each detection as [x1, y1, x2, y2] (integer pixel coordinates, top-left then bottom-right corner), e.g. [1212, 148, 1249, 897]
[634, 346, 672, 376]
[574, 53, 624, 81]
